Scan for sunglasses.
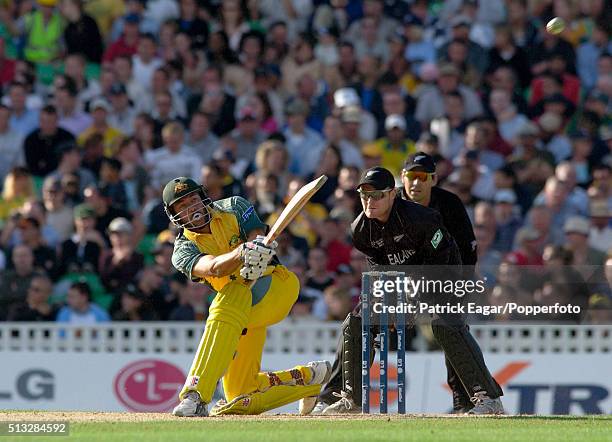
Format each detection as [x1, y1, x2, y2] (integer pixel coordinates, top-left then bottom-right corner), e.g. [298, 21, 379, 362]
[403, 170, 433, 182]
[358, 188, 393, 201]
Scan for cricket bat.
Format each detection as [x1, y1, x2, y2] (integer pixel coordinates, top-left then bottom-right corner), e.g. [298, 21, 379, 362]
[248, 174, 327, 286]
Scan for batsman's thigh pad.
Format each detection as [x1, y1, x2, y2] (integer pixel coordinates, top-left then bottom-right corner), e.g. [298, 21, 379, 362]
[431, 319, 503, 398]
[248, 265, 299, 329]
[180, 281, 252, 403]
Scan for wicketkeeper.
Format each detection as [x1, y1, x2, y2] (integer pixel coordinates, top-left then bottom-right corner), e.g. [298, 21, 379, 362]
[304, 167, 503, 415]
[165, 177, 331, 417]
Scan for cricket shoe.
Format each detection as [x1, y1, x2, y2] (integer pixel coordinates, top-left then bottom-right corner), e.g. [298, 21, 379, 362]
[172, 391, 209, 417]
[298, 360, 333, 415]
[466, 392, 504, 415]
[298, 398, 327, 415]
[321, 391, 361, 415]
[307, 360, 333, 386]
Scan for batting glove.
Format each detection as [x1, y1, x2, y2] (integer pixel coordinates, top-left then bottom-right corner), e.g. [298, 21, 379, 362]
[240, 262, 267, 280]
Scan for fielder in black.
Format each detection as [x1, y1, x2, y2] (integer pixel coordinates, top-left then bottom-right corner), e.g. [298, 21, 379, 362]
[302, 165, 503, 415]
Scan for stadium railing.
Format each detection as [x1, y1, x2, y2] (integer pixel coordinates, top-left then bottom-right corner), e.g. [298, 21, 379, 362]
[1, 321, 610, 354]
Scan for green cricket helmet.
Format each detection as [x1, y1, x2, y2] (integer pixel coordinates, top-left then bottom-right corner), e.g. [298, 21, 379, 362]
[162, 177, 213, 229]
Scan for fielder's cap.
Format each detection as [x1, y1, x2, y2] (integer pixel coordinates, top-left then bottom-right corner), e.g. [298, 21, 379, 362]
[357, 167, 395, 190]
[90, 98, 111, 112]
[333, 88, 360, 108]
[109, 83, 127, 96]
[108, 217, 133, 234]
[285, 99, 309, 116]
[404, 152, 436, 173]
[564, 216, 590, 235]
[74, 203, 96, 219]
[494, 189, 517, 204]
[590, 200, 610, 218]
[450, 14, 473, 28]
[341, 105, 361, 123]
[385, 114, 406, 131]
[162, 177, 202, 208]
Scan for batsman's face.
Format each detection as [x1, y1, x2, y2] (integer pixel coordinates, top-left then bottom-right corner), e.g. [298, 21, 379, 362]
[172, 193, 209, 229]
[359, 184, 395, 221]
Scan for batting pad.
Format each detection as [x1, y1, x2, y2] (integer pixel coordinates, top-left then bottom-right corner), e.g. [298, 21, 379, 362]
[179, 282, 252, 403]
[210, 384, 322, 415]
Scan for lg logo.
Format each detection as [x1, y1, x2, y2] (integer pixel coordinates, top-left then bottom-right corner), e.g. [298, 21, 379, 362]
[0, 369, 55, 400]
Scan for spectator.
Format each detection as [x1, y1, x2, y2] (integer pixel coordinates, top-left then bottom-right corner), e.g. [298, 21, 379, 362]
[368, 114, 416, 177]
[77, 98, 123, 157]
[491, 190, 522, 253]
[505, 226, 544, 266]
[144, 122, 202, 190]
[415, 63, 483, 127]
[7, 81, 39, 137]
[23, 0, 63, 63]
[102, 13, 140, 63]
[56, 281, 110, 323]
[23, 105, 75, 177]
[322, 115, 364, 169]
[7, 274, 58, 321]
[56, 83, 92, 137]
[488, 89, 530, 145]
[60, 0, 104, 63]
[283, 99, 325, 177]
[0, 104, 24, 184]
[58, 203, 105, 275]
[185, 112, 220, 165]
[107, 83, 137, 136]
[116, 137, 149, 212]
[48, 142, 96, 194]
[82, 185, 132, 241]
[99, 217, 144, 293]
[305, 247, 335, 292]
[228, 105, 267, 164]
[99, 157, 128, 211]
[0, 245, 36, 320]
[577, 20, 612, 93]
[563, 216, 606, 267]
[486, 25, 531, 89]
[0, 37, 16, 88]
[169, 280, 209, 321]
[588, 200, 612, 254]
[133, 33, 163, 90]
[113, 284, 159, 321]
[322, 284, 353, 321]
[42, 176, 73, 242]
[110, 0, 159, 43]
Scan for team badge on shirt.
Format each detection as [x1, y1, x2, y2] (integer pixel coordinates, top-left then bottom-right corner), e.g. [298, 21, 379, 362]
[431, 229, 443, 249]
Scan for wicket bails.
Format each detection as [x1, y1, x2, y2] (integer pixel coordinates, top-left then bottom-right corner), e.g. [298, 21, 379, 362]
[361, 271, 407, 414]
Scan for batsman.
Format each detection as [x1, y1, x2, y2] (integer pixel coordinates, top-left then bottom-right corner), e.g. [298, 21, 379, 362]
[164, 177, 331, 417]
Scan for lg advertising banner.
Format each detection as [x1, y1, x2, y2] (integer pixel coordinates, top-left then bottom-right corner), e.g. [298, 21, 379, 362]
[1, 352, 610, 415]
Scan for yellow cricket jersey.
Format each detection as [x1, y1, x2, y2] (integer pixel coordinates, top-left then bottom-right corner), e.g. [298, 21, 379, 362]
[365, 138, 416, 177]
[171, 196, 274, 292]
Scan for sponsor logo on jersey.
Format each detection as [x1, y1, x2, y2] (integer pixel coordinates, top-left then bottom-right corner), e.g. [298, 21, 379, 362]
[229, 234, 241, 247]
[371, 238, 384, 248]
[242, 206, 254, 220]
[393, 234, 405, 242]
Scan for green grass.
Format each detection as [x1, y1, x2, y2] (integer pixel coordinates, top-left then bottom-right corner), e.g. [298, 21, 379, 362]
[3, 415, 611, 442]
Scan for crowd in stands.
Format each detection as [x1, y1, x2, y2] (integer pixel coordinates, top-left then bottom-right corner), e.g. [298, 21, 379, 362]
[0, 0, 610, 325]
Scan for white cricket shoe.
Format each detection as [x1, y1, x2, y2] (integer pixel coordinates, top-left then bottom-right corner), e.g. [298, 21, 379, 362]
[298, 360, 333, 415]
[322, 391, 361, 415]
[466, 392, 504, 415]
[307, 360, 333, 385]
[172, 391, 209, 417]
[299, 397, 328, 415]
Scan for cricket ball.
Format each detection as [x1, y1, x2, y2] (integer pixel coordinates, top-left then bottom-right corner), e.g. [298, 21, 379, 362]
[546, 17, 565, 35]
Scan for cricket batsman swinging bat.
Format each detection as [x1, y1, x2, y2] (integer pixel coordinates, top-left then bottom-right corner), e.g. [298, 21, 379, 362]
[248, 174, 327, 287]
